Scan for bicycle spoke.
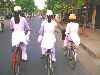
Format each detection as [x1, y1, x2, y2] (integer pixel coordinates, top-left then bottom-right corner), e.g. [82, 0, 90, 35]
[43, 49, 55, 75]
[65, 46, 77, 70]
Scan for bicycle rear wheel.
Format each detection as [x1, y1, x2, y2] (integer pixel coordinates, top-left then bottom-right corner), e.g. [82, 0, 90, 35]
[12, 49, 16, 73]
[68, 48, 76, 69]
[12, 47, 21, 75]
[15, 49, 21, 75]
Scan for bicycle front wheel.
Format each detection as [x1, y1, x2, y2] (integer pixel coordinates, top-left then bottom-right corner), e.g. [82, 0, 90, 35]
[47, 55, 54, 75]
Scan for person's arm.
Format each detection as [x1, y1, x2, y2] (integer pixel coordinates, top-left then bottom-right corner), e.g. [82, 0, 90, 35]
[77, 23, 80, 34]
[55, 21, 58, 28]
[24, 18, 30, 30]
[24, 17, 31, 35]
[65, 23, 70, 36]
[9, 18, 14, 32]
[54, 21, 59, 33]
[38, 21, 44, 35]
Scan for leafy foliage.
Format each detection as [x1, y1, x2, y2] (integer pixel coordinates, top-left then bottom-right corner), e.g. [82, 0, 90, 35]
[46, 0, 84, 14]
[76, 0, 84, 8]
[15, 0, 35, 12]
[46, 0, 67, 14]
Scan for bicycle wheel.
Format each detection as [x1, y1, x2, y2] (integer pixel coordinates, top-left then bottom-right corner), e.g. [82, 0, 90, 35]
[47, 54, 54, 75]
[12, 47, 21, 75]
[68, 48, 76, 69]
[15, 49, 21, 75]
[14, 62, 20, 75]
[12, 49, 16, 73]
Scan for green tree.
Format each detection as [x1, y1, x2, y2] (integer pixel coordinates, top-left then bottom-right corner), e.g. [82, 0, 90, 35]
[46, 0, 68, 14]
[76, 0, 83, 8]
[15, 0, 35, 12]
[46, 0, 85, 14]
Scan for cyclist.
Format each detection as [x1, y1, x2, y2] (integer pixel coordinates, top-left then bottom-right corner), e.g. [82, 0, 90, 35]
[38, 10, 57, 62]
[10, 6, 30, 61]
[64, 14, 80, 55]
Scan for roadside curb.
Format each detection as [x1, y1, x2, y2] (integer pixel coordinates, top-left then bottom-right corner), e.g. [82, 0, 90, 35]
[80, 43, 96, 58]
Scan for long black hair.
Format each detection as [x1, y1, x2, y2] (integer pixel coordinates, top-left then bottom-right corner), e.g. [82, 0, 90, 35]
[14, 11, 21, 24]
[47, 15, 53, 23]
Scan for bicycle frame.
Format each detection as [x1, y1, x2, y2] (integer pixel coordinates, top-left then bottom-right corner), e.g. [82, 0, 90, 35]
[69, 41, 75, 57]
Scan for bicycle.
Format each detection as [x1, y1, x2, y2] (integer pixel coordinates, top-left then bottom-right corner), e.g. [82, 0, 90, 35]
[42, 49, 55, 75]
[64, 38, 77, 69]
[12, 42, 23, 75]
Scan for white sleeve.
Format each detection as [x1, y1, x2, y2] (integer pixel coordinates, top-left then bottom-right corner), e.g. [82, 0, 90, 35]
[9, 18, 14, 30]
[39, 21, 44, 35]
[24, 17, 30, 30]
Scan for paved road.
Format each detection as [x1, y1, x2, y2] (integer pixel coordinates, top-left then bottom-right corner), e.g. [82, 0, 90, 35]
[0, 16, 90, 75]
